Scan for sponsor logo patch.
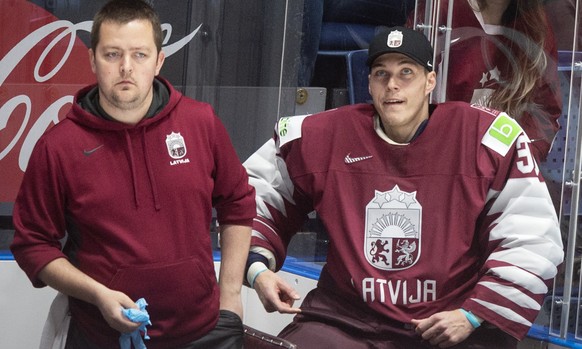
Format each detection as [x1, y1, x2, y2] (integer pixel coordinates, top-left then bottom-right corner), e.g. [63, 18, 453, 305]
[482, 113, 522, 156]
[277, 115, 310, 147]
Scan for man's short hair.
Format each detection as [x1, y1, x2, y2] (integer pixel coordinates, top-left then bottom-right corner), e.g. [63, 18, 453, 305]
[91, 0, 163, 53]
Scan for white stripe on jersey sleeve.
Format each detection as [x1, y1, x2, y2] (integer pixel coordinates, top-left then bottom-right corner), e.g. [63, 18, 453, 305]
[252, 221, 275, 241]
[487, 178, 553, 216]
[488, 266, 548, 294]
[471, 298, 532, 327]
[477, 281, 540, 310]
[485, 177, 563, 277]
[489, 248, 558, 280]
[244, 138, 296, 220]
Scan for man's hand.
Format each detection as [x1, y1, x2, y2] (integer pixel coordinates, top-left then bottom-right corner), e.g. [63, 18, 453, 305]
[253, 269, 301, 314]
[411, 309, 474, 348]
[94, 288, 142, 334]
[38, 258, 141, 334]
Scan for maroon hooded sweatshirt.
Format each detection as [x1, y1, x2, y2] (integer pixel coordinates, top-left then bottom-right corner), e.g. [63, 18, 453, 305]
[11, 77, 256, 348]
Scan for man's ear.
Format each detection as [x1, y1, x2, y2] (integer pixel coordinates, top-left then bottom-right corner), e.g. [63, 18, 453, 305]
[155, 50, 165, 76]
[89, 48, 96, 73]
[425, 71, 437, 95]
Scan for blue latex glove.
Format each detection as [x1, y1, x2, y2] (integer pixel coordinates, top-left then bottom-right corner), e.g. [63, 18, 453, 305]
[119, 298, 151, 349]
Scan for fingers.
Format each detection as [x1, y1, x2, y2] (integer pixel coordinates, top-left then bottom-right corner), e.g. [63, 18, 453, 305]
[95, 289, 142, 333]
[115, 309, 143, 334]
[414, 321, 454, 348]
[254, 271, 302, 314]
[411, 310, 473, 348]
[261, 285, 301, 314]
[274, 280, 301, 312]
[118, 297, 139, 310]
[104, 306, 141, 334]
[274, 298, 302, 314]
[277, 281, 301, 302]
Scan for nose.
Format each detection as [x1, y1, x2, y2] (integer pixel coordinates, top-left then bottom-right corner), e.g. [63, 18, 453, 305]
[386, 76, 398, 91]
[120, 56, 133, 74]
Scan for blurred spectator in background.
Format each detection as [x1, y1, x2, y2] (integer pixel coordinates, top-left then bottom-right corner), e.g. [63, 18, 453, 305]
[410, 0, 561, 163]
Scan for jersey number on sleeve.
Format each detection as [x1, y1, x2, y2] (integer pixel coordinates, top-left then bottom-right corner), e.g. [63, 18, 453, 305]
[516, 135, 537, 175]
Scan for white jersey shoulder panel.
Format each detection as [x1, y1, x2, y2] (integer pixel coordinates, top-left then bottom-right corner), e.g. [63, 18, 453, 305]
[481, 112, 525, 156]
[277, 115, 310, 148]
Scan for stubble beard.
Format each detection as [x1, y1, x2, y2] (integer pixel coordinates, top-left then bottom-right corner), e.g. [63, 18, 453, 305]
[110, 90, 141, 111]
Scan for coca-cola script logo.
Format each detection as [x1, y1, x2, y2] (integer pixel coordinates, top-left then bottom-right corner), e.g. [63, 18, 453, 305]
[0, 1, 200, 202]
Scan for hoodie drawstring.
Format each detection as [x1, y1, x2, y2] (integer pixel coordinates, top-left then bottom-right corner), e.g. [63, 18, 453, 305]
[142, 128, 161, 210]
[124, 128, 161, 210]
[124, 130, 140, 208]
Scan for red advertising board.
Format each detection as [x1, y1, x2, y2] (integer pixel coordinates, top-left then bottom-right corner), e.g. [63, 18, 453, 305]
[1, 1, 95, 202]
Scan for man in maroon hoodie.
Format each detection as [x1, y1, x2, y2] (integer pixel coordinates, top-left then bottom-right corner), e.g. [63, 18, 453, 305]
[10, 1, 256, 348]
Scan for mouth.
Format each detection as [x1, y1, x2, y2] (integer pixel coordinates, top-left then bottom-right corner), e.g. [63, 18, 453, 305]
[384, 99, 404, 105]
[116, 81, 135, 90]
[117, 79, 134, 85]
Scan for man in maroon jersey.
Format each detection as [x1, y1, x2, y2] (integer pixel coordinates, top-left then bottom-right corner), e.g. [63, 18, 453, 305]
[243, 27, 563, 348]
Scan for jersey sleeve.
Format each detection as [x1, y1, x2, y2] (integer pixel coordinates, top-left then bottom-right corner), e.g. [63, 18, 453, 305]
[243, 116, 314, 270]
[462, 113, 564, 339]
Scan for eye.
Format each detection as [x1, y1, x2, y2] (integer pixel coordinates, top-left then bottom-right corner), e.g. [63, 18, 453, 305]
[104, 51, 120, 60]
[401, 67, 413, 75]
[134, 52, 146, 59]
[371, 69, 388, 80]
[375, 70, 386, 77]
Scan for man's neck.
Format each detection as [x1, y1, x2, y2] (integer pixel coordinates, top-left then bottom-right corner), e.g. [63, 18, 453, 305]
[378, 117, 430, 144]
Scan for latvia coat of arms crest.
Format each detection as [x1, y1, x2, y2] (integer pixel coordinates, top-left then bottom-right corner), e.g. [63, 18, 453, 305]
[166, 132, 187, 159]
[387, 30, 403, 48]
[364, 185, 421, 270]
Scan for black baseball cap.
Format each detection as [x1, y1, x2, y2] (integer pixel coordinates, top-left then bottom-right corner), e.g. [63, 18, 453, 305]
[366, 26, 434, 71]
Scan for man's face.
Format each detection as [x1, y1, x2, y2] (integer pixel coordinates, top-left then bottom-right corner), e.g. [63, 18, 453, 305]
[89, 19, 165, 122]
[368, 53, 436, 142]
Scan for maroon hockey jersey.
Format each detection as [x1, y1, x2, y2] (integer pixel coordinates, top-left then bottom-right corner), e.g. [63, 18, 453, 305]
[244, 102, 563, 339]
